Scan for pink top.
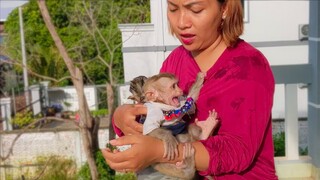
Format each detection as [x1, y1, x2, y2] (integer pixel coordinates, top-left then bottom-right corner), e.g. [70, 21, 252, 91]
[160, 40, 277, 179]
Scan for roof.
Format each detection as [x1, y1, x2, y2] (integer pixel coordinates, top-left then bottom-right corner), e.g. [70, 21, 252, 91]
[0, 0, 29, 22]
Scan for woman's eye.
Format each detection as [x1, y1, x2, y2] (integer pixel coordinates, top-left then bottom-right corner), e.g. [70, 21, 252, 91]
[169, 8, 178, 12]
[191, 9, 203, 14]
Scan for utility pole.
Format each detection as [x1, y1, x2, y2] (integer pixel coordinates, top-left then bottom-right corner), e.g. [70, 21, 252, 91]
[19, 6, 30, 107]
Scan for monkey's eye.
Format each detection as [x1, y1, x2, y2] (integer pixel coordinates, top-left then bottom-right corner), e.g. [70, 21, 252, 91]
[172, 83, 177, 89]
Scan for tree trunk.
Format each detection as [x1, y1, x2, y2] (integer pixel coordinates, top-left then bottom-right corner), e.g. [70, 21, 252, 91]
[37, 0, 99, 179]
[107, 83, 116, 141]
[74, 69, 99, 179]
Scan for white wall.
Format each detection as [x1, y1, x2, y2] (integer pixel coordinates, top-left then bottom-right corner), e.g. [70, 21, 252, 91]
[48, 86, 98, 112]
[0, 129, 109, 179]
[242, 1, 309, 42]
[242, 1, 309, 65]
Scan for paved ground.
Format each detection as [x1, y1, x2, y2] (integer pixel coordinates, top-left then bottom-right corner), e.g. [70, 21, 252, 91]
[39, 116, 110, 130]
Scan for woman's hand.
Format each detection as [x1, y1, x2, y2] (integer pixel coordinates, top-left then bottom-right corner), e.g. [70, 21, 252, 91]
[113, 104, 146, 135]
[102, 135, 165, 172]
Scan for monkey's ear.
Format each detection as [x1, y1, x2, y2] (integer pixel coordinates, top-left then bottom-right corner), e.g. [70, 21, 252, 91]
[144, 88, 159, 101]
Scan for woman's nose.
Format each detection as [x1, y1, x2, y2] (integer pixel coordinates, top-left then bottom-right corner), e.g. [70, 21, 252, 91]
[177, 12, 191, 30]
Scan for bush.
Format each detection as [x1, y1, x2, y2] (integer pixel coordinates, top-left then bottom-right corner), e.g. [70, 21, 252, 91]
[11, 110, 35, 128]
[91, 109, 108, 117]
[273, 131, 309, 156]
[273, 132, 285, 157]
[77, 150, 137, 180]
[33, 156, 77, 180]
[299, 146, 308, 155]
[115, 173, 137, 180]
[77, 151, 115, 179]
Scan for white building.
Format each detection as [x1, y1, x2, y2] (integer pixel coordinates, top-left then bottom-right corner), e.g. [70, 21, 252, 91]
[119, 0, 309, 119]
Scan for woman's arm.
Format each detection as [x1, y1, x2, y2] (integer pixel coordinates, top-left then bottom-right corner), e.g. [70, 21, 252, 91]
[101, 135, 210, 172]
[193, 141, 210, 171]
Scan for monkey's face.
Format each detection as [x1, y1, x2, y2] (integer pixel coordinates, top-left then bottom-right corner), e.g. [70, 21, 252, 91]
[157, 77, 183, 107]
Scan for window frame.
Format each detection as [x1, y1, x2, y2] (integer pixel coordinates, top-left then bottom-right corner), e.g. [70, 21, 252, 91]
[242, 0, 249, 23]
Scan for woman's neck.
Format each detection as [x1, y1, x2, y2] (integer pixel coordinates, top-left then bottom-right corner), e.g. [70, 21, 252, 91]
[192, 35, 227, 72]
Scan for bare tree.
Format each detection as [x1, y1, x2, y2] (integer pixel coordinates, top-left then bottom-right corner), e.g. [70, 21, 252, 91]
[1, 0, 149, 178]
[37, 0, 99, 179]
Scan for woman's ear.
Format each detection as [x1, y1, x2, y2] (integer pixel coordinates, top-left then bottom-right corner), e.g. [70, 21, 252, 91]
[222, 11, 227, 19]
[222, 4, 228, 19]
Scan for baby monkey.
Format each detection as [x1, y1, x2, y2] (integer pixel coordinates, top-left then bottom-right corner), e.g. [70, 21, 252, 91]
[128, 72, 219, 179]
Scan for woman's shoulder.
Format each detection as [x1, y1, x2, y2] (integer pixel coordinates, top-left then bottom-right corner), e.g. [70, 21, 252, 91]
[233, 39, 261, 55]
[232, 39, 274, 87]
[230, 39, 268, 64]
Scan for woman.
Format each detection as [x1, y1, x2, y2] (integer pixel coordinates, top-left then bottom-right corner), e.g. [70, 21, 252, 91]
[102, 0, 278, 179]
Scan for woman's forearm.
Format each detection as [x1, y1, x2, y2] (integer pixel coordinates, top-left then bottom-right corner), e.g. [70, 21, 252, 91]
[157, 141, 209, 171]
[193, 141, 210, 171]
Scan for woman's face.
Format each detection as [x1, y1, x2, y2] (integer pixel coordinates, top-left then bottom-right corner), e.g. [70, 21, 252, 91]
[167, 0, 224, 53]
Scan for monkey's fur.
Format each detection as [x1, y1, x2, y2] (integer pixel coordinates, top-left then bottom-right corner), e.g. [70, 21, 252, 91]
[128, 72, 213, 180]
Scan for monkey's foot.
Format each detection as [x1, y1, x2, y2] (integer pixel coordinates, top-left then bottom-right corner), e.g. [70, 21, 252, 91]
[175, 143, 195, 169]
[196, 109, 219, 140]
[175, 161, 187, 169]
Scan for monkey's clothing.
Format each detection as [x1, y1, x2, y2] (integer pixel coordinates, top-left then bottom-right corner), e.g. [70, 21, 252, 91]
[143, 97, 195, 136]
[159, 39, 277, 180]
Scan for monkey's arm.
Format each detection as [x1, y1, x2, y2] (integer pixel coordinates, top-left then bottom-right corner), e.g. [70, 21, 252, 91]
[187, 72, 206, 101]
[148, 128, 178, 161]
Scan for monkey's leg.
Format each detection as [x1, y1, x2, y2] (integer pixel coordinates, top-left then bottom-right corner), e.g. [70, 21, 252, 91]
[195, 110, 219, 140]
[148, 128, 178, 160]
[153, 143, 196, 180]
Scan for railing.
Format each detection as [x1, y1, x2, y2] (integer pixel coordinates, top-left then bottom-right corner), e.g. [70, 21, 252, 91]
[272, 64, 314, 179]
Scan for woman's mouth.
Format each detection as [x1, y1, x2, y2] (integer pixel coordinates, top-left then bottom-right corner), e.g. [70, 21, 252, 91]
[180, 34, 195, 45]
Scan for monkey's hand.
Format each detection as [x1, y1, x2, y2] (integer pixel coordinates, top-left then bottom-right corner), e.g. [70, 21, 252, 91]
[148, 128, 178, 160]
[188, 72, 206, 101]
[195, 109, 219, 140]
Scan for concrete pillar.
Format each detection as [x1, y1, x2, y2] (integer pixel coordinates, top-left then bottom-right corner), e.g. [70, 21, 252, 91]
[40, 81, 50, 107]
[285, 84, 299, 160]
[30, 84, 41, 115]
[151, 0, 169, 71]
[0, 98, 12, 131]
[308, 0, 320, 169]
